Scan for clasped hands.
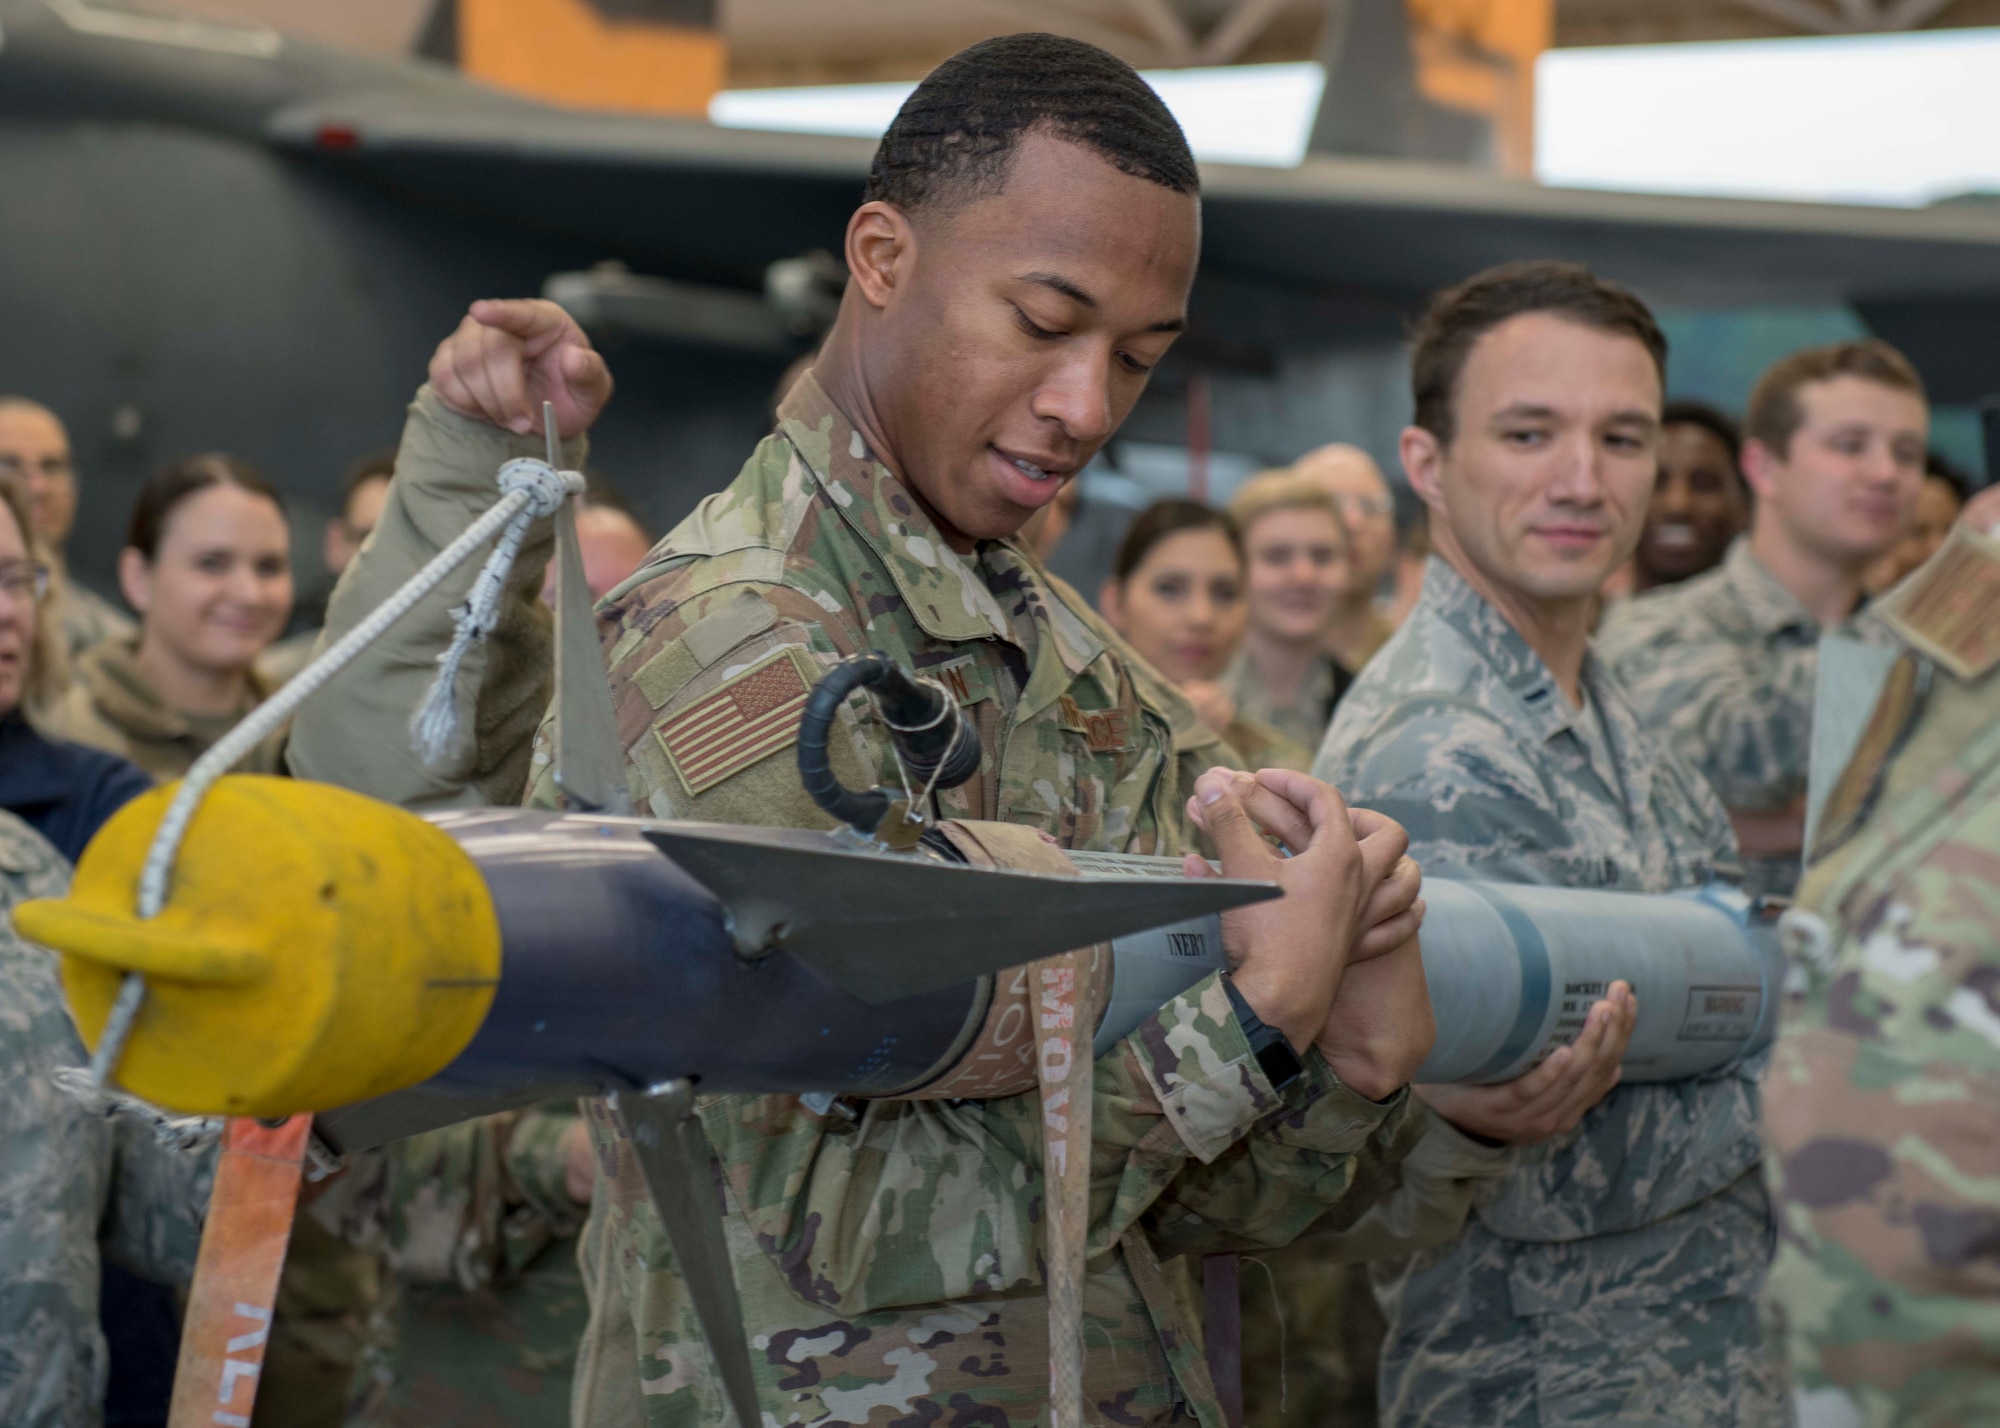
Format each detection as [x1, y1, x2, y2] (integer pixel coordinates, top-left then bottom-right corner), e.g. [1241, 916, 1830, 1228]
[1184, 767, 1635, 1143]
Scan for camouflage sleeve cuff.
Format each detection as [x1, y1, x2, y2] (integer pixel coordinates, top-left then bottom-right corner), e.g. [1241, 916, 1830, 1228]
[1273, 1059, 1410, 1154]
[1407, 1108, 1516, 1179]
[408, 385, 589, 498]
[1128, 972, 1315, 1165]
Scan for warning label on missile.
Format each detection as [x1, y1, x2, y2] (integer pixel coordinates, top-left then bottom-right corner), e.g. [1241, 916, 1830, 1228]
[1677, 985, 1762, 1042]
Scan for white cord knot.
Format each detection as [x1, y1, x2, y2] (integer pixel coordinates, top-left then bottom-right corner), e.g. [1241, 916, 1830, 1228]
[498, 455, 576, 519]
[411, 458, 584, 766]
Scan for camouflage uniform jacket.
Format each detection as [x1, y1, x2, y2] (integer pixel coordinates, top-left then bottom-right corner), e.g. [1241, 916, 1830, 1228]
[0, 811, 212, 1428]
[1220, 645, 1347, 760]
[52, 570, 135, 664]
[540, 373, 1419, 1428]
[41, 638, 285, 784]
[1315, 556, 1784, 1427]
[1761, 528, 2000, 1427]
[1598, 536, 1878, 900]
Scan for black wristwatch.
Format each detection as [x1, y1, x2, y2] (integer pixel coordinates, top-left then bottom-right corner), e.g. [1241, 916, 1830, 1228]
[1222, 977, 1304, 1092]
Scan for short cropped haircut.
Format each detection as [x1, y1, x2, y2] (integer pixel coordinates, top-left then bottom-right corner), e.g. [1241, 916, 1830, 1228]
[865, 33, 1197, 220]
[1228, 470, 1346, 546]
[1661, 399, 1741, 464]
[1745, 339, 1926, 458]
[1410, 261, 1668, 447]
[1112, 499, 1239, 583]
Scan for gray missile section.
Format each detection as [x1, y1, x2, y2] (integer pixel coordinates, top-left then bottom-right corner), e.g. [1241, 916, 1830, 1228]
[1412, 879, 1778, 1083]
[1054, 851, 1783, 1083]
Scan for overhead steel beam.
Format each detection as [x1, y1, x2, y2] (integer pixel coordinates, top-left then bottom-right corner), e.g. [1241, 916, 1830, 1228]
[1196, 0, 1296, 64]
[1124, 0, 1197, 64]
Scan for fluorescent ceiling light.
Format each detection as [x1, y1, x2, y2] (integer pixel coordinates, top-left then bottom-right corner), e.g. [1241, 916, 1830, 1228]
[1537, 29, 2000, 207]
[711, 62, 1326, 169]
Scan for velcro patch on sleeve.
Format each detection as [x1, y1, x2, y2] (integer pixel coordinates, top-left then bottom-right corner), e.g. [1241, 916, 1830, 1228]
[654, 647, 813, 796]
[1873, 520, 2000, 681]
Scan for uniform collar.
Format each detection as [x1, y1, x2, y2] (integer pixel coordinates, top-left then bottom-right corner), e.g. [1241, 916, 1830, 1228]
[1719, 535, 1824, 639]
[74, 638, 264, 743]
[1423, 558, 1658, 819]
[1423, 557, 1583, 746]
[776, 372, 1014, 647]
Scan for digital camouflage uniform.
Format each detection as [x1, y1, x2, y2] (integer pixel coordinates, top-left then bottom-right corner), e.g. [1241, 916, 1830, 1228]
[0, 809, 212, 1428]
[1314, 556, 1784, 1427]
[1761, 521, 2000, 1428]
[35, 638, 375, 1428]
[1598, 536, 1879, 901]
[516, 372, 1424, 1428]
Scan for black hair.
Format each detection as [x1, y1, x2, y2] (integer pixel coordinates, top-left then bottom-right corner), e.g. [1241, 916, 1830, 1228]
[1661, 399, 1741, 465]
[1411, 261, 1668, 447]
[339, 450, 396, 514]
[865, 32, 1198, 219]
[581, 468, 654, 543]
[1924, 449, 1972, 505]
[1112, 499, 1240, 582]
[127, 453, 287, 560]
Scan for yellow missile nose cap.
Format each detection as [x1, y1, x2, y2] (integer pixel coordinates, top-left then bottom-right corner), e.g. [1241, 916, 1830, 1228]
[15, 776, 501, 1118]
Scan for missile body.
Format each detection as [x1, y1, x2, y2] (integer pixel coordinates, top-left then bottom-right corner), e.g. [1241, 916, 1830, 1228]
[17, 778, 1272, 1144]
[1412, 879, 1779, 1083]
[21, 778, 1782, 1153]
[1063, 852, 1783, 1085]
[421, 808, 981, 1101]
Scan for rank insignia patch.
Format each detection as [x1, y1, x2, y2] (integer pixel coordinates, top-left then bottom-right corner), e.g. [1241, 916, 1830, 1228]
[656, 648, 813, 796]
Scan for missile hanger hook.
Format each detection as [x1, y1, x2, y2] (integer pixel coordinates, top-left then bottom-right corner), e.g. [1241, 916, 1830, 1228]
[795, 652, 982, 846]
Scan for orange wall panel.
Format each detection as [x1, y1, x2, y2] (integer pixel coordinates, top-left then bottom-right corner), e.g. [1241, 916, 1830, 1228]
[459, 0, 724, 117]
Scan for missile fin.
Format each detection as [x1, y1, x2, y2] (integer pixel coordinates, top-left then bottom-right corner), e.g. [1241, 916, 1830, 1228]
[644, 823, 1278, 1004]
[611, 1081, 761, 1428]
[313, 1082, 599, 1157]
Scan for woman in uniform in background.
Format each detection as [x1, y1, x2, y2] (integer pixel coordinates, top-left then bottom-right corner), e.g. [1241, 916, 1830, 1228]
[1098, 498, 1311, 771]
[1222, 470, 1357, 756]
[45, 454, 292, 780]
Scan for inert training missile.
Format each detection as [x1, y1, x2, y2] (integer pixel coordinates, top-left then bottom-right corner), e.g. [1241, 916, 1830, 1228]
[14, 776, 1279, 1132]
[1057, 851, 1781, 1085]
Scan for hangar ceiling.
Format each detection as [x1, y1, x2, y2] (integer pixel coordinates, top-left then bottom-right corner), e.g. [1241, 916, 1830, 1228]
[138, 0, 2000, 82]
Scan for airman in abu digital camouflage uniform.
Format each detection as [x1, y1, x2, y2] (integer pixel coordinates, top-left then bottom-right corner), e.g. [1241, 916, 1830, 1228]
[1598, 340, 1929, 902]
[0, 809, 213, 1428]
[1315, 262, 1785, 1425]
[1761, 491, 2000, 1427]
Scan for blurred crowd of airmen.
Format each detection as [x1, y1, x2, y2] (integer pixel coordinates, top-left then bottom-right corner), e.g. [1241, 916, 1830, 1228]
[4, 24, 2000, 1428]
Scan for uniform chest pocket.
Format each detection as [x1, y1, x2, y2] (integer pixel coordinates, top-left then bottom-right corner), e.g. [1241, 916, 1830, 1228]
[1057, 694, 1134, 755]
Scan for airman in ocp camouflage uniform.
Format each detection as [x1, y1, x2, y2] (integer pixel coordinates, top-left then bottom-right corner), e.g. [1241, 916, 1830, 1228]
[1761, 509, 2000, 1428]
[529, 370, 1424, 1427]
[1318, 556, 1783, 1425]
[0, 809, 213, 1428]
[1597, 536, 1880, 901]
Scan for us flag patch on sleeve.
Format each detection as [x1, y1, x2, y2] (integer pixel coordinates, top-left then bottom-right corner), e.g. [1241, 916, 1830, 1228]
[655, 648, 814, 796]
